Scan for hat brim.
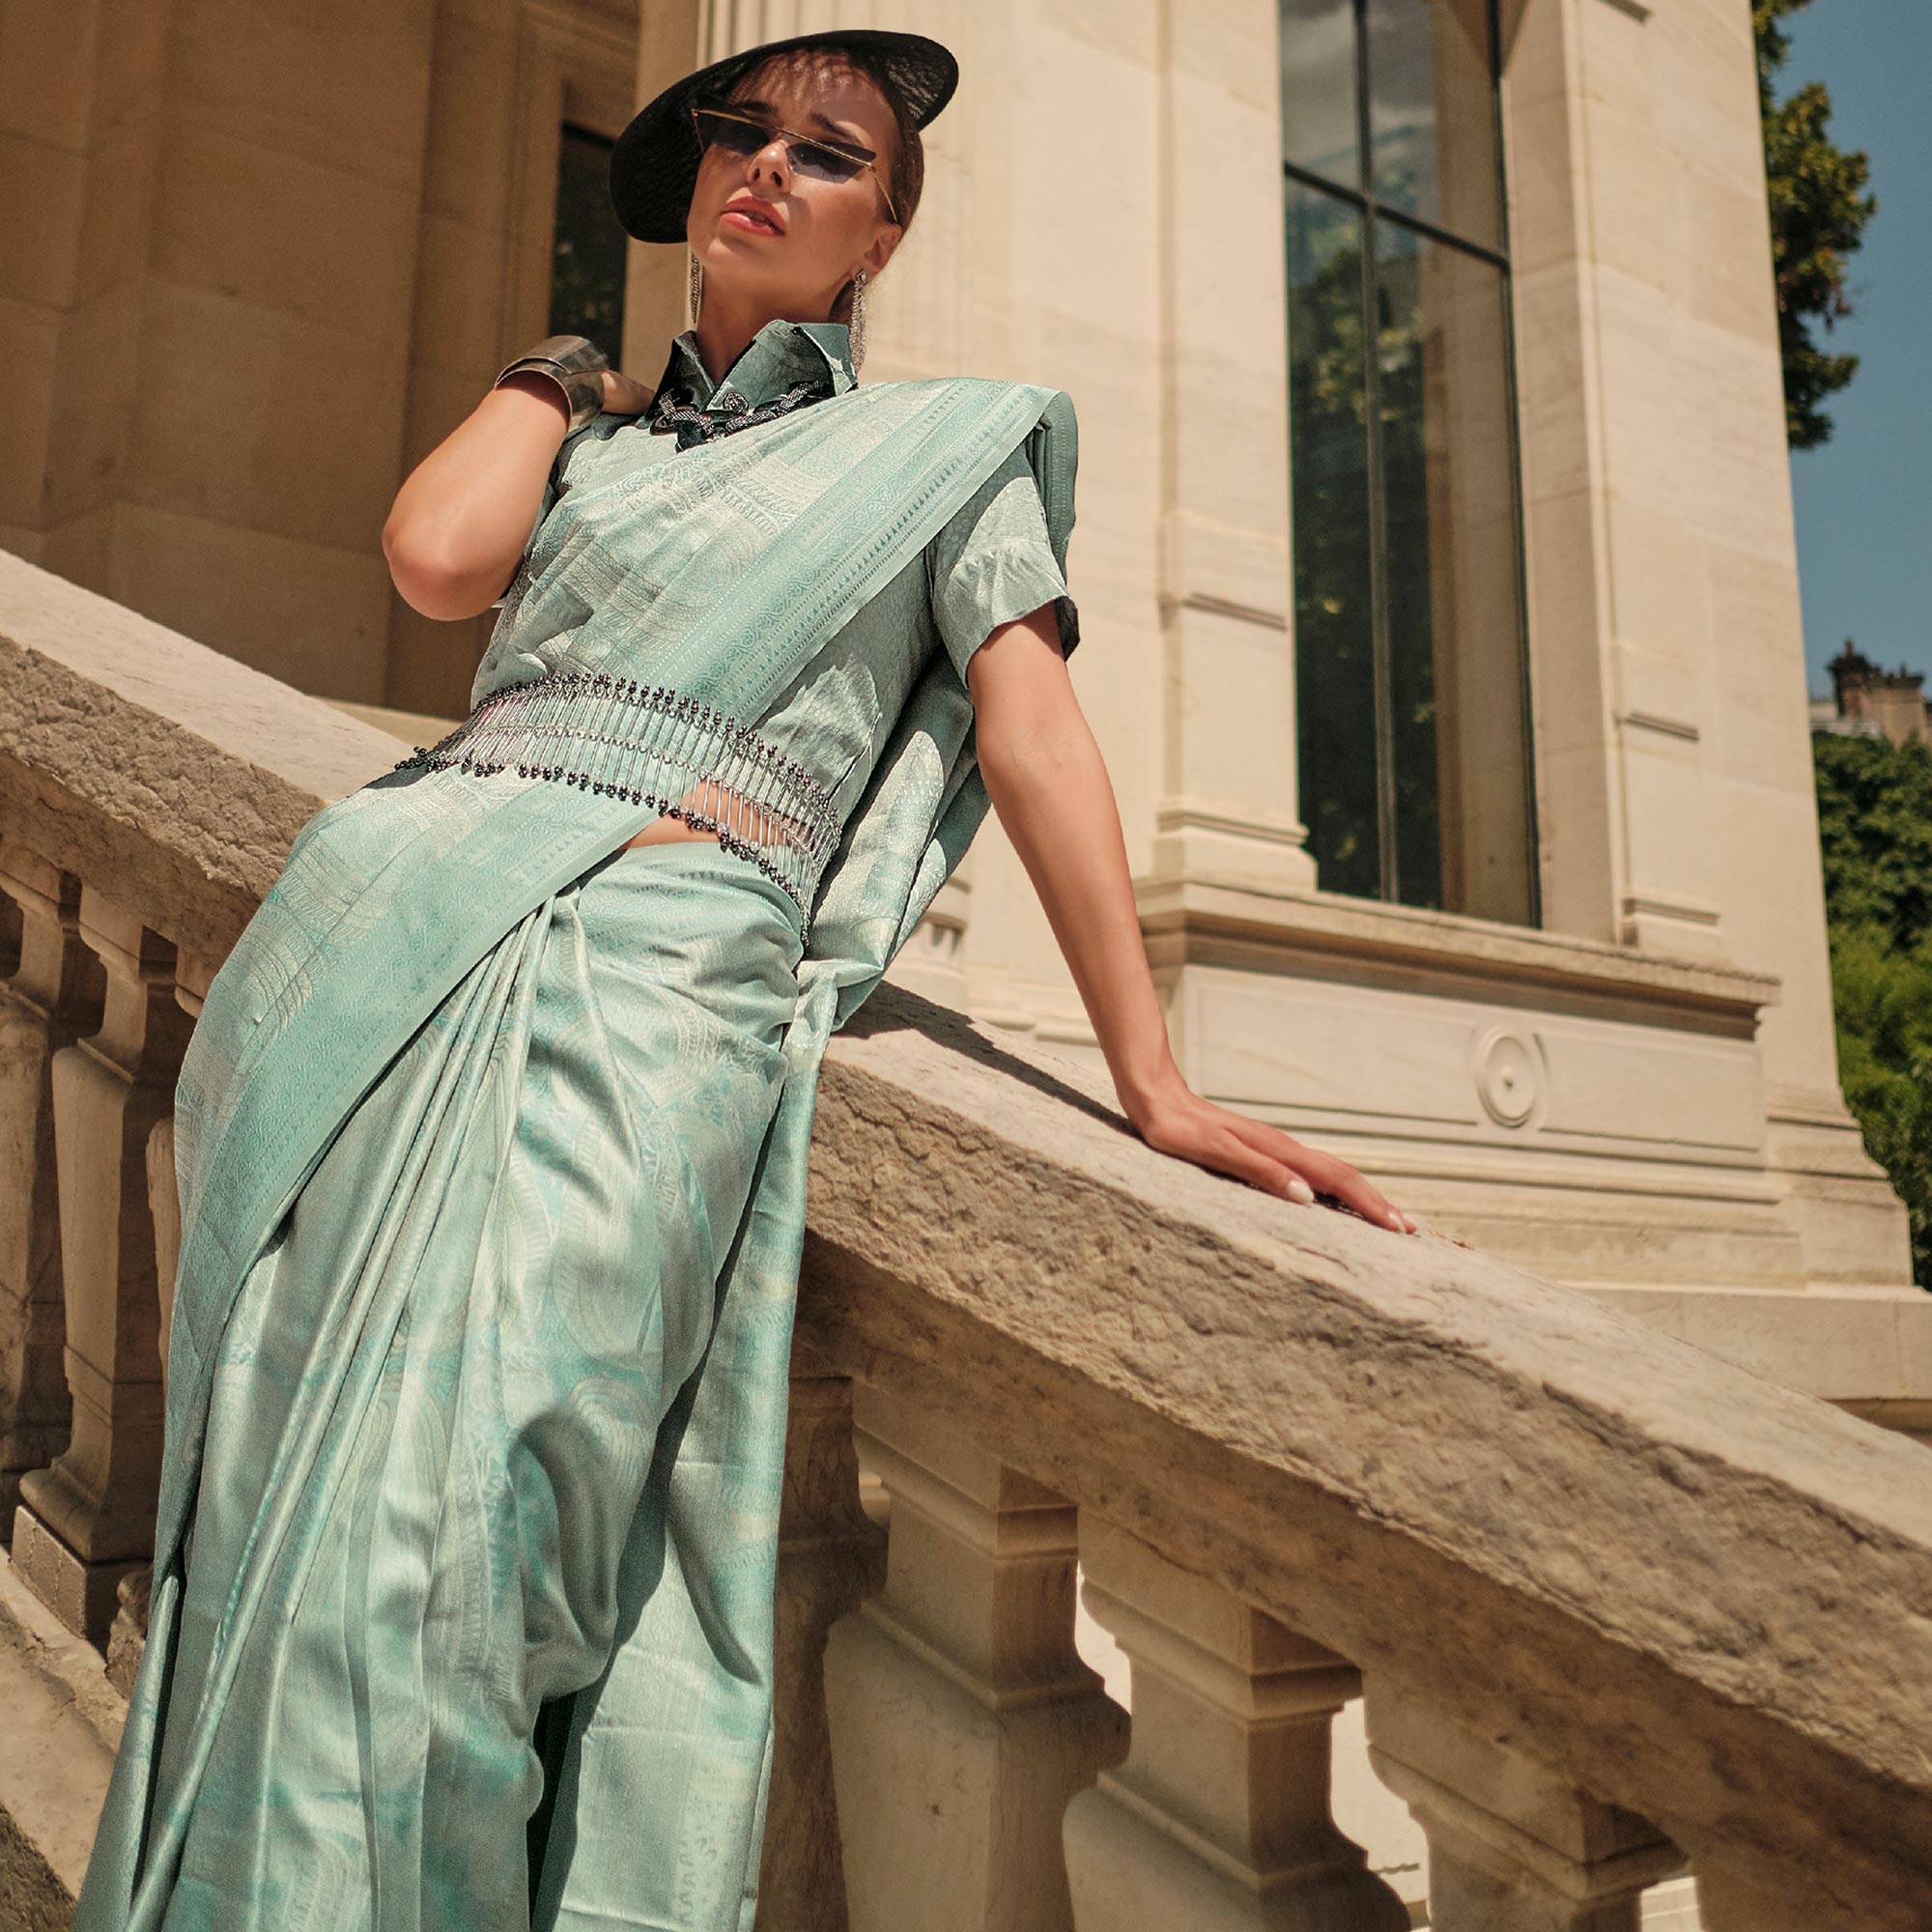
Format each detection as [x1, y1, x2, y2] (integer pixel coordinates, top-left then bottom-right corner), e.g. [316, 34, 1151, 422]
[610, 29, 958, 245]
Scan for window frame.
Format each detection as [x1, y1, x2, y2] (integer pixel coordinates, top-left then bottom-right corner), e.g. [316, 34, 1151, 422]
[1281, 0, 1541, 923]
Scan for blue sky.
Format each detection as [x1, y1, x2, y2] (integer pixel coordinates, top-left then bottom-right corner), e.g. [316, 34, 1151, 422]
[1780, 1, 1932, 694]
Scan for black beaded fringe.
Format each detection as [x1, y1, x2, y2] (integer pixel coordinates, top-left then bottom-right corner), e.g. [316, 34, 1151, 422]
[391, 669, 838, 920]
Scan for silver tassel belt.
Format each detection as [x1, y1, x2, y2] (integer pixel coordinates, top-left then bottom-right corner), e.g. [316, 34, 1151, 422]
[390, 669, 839, 919]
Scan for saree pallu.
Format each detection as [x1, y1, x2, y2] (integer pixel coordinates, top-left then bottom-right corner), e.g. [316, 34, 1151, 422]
[128, 841, 805, 1931]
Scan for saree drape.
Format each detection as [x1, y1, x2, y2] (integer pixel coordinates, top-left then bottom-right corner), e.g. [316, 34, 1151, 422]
[72, 364, 1079, 1931]
[144, 842, 804, 1929]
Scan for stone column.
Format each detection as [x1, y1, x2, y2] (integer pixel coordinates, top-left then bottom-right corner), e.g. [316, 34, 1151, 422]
[0, 857, 102, 1542]
[1365, 1680, 1682, 1932]
[1064, 1519, 1407, 1930]
[14, 889, 193, 1641]
[758, 1370, 888, 1932]
[1147, 0, 1318, 897]
[823, 1384, 1127, 1932]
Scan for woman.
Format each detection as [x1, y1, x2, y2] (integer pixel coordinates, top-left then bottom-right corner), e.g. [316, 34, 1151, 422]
[73, 28, 1416, 1932]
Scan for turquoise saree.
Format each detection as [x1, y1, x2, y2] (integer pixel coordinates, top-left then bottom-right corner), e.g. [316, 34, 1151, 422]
[72, 321, 1079, 1931]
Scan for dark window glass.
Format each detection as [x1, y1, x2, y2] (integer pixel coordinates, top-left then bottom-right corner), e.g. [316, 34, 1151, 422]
[1280, 0, 1363, 186]
[1287, 184, 1380, 900]
[1365, 0, 1500, 248]
[549, 124, 628, 354]
[1376, 223, 1530, 921]
[1281, 0, 1535, 925]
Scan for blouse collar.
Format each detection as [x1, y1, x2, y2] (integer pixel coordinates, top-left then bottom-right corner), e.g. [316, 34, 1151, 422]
[654, 319, 858, 413]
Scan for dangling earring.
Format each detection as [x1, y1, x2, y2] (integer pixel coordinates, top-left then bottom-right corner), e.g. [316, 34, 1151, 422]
[848, 268, 867, 373]
[688, 252, 703, 327]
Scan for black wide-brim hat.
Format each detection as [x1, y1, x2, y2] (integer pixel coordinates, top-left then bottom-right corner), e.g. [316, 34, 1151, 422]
[611, 29, 959, 244]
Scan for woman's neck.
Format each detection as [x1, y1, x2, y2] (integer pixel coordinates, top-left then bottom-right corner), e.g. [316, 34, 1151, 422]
[693, 289, 836, 384]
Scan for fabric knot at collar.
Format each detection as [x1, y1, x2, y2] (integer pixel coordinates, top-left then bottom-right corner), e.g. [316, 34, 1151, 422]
[647, 318, 856, 451]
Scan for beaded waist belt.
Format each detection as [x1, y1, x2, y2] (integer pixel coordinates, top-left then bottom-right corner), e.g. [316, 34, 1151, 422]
[390, 669, 840, 917]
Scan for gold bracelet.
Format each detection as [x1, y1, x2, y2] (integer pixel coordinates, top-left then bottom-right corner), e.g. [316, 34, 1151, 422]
[493, 334, 611, 434]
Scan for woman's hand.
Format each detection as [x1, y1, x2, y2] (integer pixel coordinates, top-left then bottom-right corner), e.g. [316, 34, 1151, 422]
[1127, 1077, 1418, 1234]
[599, 367, 656, 415]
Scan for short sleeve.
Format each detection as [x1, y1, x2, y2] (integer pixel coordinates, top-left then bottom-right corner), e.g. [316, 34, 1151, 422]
[926, 446, 1078, 683]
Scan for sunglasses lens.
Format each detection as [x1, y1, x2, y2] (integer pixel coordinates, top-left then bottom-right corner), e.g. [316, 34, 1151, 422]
[694, 108, 870, 186]
[790, 140, 865, 183]
[695, 108, 765, 156]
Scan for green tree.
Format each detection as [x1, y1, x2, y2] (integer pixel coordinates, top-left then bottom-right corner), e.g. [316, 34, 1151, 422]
[1813, 733, 1932, 1286]
[1753, 0, 1877, 449]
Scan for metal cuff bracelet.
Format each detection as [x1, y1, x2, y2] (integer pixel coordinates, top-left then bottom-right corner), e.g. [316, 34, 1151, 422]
[493, 334, 612, 435]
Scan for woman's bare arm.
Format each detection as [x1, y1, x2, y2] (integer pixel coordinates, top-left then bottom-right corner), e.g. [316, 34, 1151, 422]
[381, 369, 653, 622]
[967, 605, 1417, 1236]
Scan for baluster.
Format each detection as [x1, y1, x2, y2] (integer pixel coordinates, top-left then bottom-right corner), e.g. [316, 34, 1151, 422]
[1364, 1680, 1682, 1931]
[0, 856, 102, 1543]
[150, 947, 211, 1378]
[103, 946, 207, 1695]
[14, 888, 193, 1641]
[823, 1384, 1127, 1932]
[758, 1370, 889, 1931]
[1064, 1519, 1407, 1929]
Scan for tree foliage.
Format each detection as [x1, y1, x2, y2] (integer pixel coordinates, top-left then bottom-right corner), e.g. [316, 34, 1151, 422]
[1753, 0, 1877, 449]
[1812, 733, 1932, 1286]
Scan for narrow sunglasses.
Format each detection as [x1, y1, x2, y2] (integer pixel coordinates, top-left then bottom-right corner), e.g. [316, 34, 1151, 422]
[691, 103, 900, 223]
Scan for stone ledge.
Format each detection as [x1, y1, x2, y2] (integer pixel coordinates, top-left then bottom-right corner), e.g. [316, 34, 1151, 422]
[1137, 874, 1780, 1030]
[0, 551, 402, 961]
[323, 696, 460, 748]
[800, 984, 1932, 1928]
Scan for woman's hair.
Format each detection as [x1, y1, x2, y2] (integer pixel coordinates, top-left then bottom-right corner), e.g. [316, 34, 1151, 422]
[723, 44, 926, 237]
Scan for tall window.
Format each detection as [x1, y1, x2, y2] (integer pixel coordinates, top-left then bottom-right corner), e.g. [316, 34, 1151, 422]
[550, 123, 628, 354]
[1281, 0, 1537, 926]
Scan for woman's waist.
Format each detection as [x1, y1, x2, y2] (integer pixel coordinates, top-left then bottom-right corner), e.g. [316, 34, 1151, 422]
[390, 668, 840, 917]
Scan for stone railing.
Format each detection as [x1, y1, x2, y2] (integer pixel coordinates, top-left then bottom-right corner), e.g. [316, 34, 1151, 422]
[2, 550, 1931, 1932]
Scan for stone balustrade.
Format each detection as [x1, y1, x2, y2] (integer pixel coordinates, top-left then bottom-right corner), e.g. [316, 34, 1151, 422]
[2, 549, 1931, 1930]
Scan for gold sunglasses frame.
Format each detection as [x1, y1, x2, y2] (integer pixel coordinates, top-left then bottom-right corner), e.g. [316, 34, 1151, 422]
[690, 102, 900, 225]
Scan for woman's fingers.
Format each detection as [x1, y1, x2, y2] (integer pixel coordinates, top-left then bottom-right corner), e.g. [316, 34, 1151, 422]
[1141, 1111, 1306, 1203]
[600, 369, 656, 416]
[1133, 1098, 1416, 1233]
[1202, 1131, 1311, 1203]
[1221, 1111, 1416, 1235]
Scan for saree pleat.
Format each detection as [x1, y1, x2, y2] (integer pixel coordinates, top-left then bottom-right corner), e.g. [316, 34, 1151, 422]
[117, 842, 803, 1931]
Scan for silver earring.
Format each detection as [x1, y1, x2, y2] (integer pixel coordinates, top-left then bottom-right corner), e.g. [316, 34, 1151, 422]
[688, 253, 703, 327]
[849, 269, 867, 373]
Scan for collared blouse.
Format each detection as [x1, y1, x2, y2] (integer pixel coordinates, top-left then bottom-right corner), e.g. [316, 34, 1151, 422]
[481, 319, 1078, 858]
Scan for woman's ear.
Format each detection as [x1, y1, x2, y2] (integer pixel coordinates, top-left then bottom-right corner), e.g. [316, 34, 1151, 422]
[861, 222, 902, 279]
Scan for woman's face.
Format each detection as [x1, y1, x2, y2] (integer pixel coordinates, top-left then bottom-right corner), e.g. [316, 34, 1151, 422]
[685, 60, 903, 322]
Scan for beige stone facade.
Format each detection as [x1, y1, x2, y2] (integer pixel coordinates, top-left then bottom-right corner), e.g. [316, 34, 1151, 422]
[9, 0, 1917, 1415]
[3, 11, 1932, 1917]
